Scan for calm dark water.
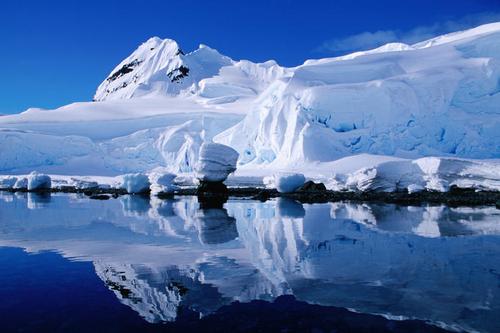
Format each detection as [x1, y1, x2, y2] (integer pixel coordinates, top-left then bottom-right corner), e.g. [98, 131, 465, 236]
[0, 192, 499, 332]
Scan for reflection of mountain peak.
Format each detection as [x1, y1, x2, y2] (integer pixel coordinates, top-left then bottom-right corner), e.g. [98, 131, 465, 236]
[93, 258, 283, 323]
[94, 262, 182, 323]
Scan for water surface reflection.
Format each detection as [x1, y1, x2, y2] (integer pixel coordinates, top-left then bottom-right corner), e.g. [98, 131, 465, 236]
[0, 192, 499, 332]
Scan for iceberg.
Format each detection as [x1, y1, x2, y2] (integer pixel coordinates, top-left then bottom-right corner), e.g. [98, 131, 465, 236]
[27, 172, 51, 191]
[195, 143, 239, 182]
[149, 170, 178, 194]
[121, 173, 151, 194]
[274, 173, 306, 193]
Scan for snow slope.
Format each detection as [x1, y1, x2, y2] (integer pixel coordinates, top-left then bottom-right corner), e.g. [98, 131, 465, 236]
[0, 23, 499, 187]
[219, 23, 500, 164]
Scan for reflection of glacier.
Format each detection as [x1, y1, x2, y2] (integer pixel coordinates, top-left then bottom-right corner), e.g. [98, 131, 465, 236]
[228, 199, 500, 333]
[0, 192, 499, 332]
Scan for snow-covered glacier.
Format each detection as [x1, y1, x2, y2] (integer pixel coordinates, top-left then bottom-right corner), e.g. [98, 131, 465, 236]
[0, 23, 499, 188]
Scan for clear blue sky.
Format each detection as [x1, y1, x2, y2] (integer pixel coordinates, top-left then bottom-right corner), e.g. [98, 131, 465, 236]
[1, 0, 499, 114]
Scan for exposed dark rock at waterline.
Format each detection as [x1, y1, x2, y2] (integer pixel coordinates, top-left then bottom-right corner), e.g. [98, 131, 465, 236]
[197, 181, 228, 194]
[1, 185, 499, 206]
[194, 181, 228, 207]
[180, 185, 500, 206]
[296, 180, 327, 192]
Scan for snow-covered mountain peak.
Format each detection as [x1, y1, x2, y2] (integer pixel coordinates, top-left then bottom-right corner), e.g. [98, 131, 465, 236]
[94, 37, 185, 101]
[144, 36, 166, 45]
[94, 37, 235, 101]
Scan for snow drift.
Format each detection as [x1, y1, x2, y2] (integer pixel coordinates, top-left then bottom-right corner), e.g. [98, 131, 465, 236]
[0, 23, 499, 191]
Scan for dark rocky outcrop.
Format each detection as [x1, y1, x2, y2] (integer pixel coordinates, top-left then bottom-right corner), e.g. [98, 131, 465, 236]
[197, 181, 229, 208]
[107, 59, 143, 82]
[167, 65, 190, 82]
[296, 180, 327, 192]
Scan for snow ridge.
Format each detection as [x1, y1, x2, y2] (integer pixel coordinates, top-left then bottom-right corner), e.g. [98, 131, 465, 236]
[94, 38, 233, 101]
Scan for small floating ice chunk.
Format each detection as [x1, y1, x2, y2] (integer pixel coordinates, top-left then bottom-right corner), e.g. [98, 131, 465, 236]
[27, 172, 51, 191]
[195, 143, 239, 182]
[149, 171, 178, 193]
[121, 173, 151, 194]
[407, 184, 425, 193]
[274, 173, 306, 193]
[0, 176, 18, 189]
[263, 176, 274, 189]
[13, 177, 28, 190]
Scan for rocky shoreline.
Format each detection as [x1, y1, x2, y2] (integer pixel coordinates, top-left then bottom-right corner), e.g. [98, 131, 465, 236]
[191, 185, 500, 207]
[2, 185, 499, 207]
